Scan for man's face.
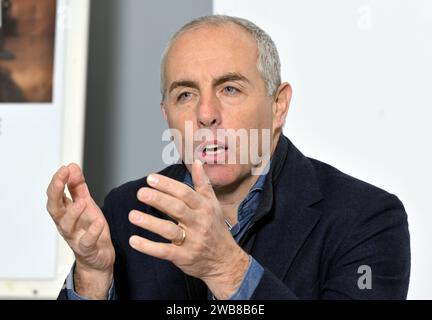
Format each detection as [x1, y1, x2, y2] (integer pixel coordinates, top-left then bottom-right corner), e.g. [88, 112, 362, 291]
[162, 24, 286, 190]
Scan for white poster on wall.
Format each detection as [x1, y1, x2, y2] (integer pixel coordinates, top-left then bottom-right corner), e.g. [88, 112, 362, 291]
[0, 0, 65, 280]
[0, 0, 89, 298]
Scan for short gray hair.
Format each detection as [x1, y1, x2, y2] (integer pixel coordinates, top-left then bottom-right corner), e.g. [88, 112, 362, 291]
[160, 15, 281, 101]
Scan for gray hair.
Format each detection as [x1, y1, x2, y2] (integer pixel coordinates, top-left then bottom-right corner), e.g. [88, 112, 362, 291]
[160, 15, 281, 101]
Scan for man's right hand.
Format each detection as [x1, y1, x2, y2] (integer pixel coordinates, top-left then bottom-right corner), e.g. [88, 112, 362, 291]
[46, 163, 115, 299]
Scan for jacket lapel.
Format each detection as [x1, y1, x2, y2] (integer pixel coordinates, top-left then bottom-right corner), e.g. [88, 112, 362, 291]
[250, 136, 324, 280]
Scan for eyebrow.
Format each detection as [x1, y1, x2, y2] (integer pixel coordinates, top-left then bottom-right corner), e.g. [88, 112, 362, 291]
[168, 80, 199, 93]
[168, 72, 250, 94]
[213, 72, 250, 87]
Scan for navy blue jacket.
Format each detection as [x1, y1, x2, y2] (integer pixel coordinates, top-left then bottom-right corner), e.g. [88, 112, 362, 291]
[58, 135, 410, 299]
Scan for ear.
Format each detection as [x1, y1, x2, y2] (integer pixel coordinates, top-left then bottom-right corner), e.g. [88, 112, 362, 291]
[272, 82, 292, 132]
[160, 101, 168, 122]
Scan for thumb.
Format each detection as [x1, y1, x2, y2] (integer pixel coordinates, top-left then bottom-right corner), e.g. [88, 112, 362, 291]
[192, 159, 215, 199]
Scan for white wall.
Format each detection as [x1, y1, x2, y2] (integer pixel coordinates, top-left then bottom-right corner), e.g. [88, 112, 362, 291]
[214, 0, 432, 299]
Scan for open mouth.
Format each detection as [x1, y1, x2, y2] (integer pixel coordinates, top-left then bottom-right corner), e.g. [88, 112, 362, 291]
[203, 143, 228, 156]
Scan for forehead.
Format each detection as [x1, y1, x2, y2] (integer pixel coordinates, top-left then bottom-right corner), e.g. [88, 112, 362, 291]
[165, 23, 259, 83]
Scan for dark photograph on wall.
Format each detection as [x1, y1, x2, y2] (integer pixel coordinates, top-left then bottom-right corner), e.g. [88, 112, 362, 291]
[0, 0, 56, 103]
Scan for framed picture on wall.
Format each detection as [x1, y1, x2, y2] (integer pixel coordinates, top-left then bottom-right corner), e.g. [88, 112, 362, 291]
[0, 0, 56, 103]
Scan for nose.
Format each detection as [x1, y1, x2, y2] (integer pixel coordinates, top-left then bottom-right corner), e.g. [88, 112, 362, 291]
[197, 94, 222, 129]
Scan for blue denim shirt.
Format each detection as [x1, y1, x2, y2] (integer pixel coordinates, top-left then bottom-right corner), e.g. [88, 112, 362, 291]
[66, 170, 266, 300]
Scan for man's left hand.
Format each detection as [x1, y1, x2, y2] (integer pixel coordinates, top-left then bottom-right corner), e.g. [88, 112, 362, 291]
[128, 159, 250, 299]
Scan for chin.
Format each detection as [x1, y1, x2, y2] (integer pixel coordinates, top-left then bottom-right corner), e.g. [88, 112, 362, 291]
[204, 164, 245, 189]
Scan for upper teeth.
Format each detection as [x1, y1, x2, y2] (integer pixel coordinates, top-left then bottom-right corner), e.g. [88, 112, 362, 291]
[205, 144, 224, 153]
[205, 144, 219, 151]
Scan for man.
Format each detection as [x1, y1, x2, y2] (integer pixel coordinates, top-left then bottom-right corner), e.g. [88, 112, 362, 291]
[47, 15, 410, 300]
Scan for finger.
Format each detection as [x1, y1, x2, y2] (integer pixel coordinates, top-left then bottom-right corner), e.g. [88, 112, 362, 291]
[146, 173, 202, 209]
[66, 163, 91, 201]
[62, 193, 72, 207]
[46, 166, 70, 219]
[137, 187, 194, 223]
[58, 200, 86, 238]
[129, 210, 183, 242]
[192, 159, 216, 199]
[78, 219, 104, 251]
[129, 235, 176, 261]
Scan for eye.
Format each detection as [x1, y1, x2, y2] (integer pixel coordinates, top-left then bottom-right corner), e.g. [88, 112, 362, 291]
[223, 86, 239, 95]
[178, 91, 193, 102]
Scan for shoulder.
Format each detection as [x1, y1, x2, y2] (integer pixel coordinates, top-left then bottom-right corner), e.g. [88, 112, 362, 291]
[309, 157, 404, 210]
[306, 158, 410, 286]
[306, 157, 408, 246]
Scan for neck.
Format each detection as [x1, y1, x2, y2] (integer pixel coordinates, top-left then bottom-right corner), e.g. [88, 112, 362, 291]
[214, 173, 260, 225]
